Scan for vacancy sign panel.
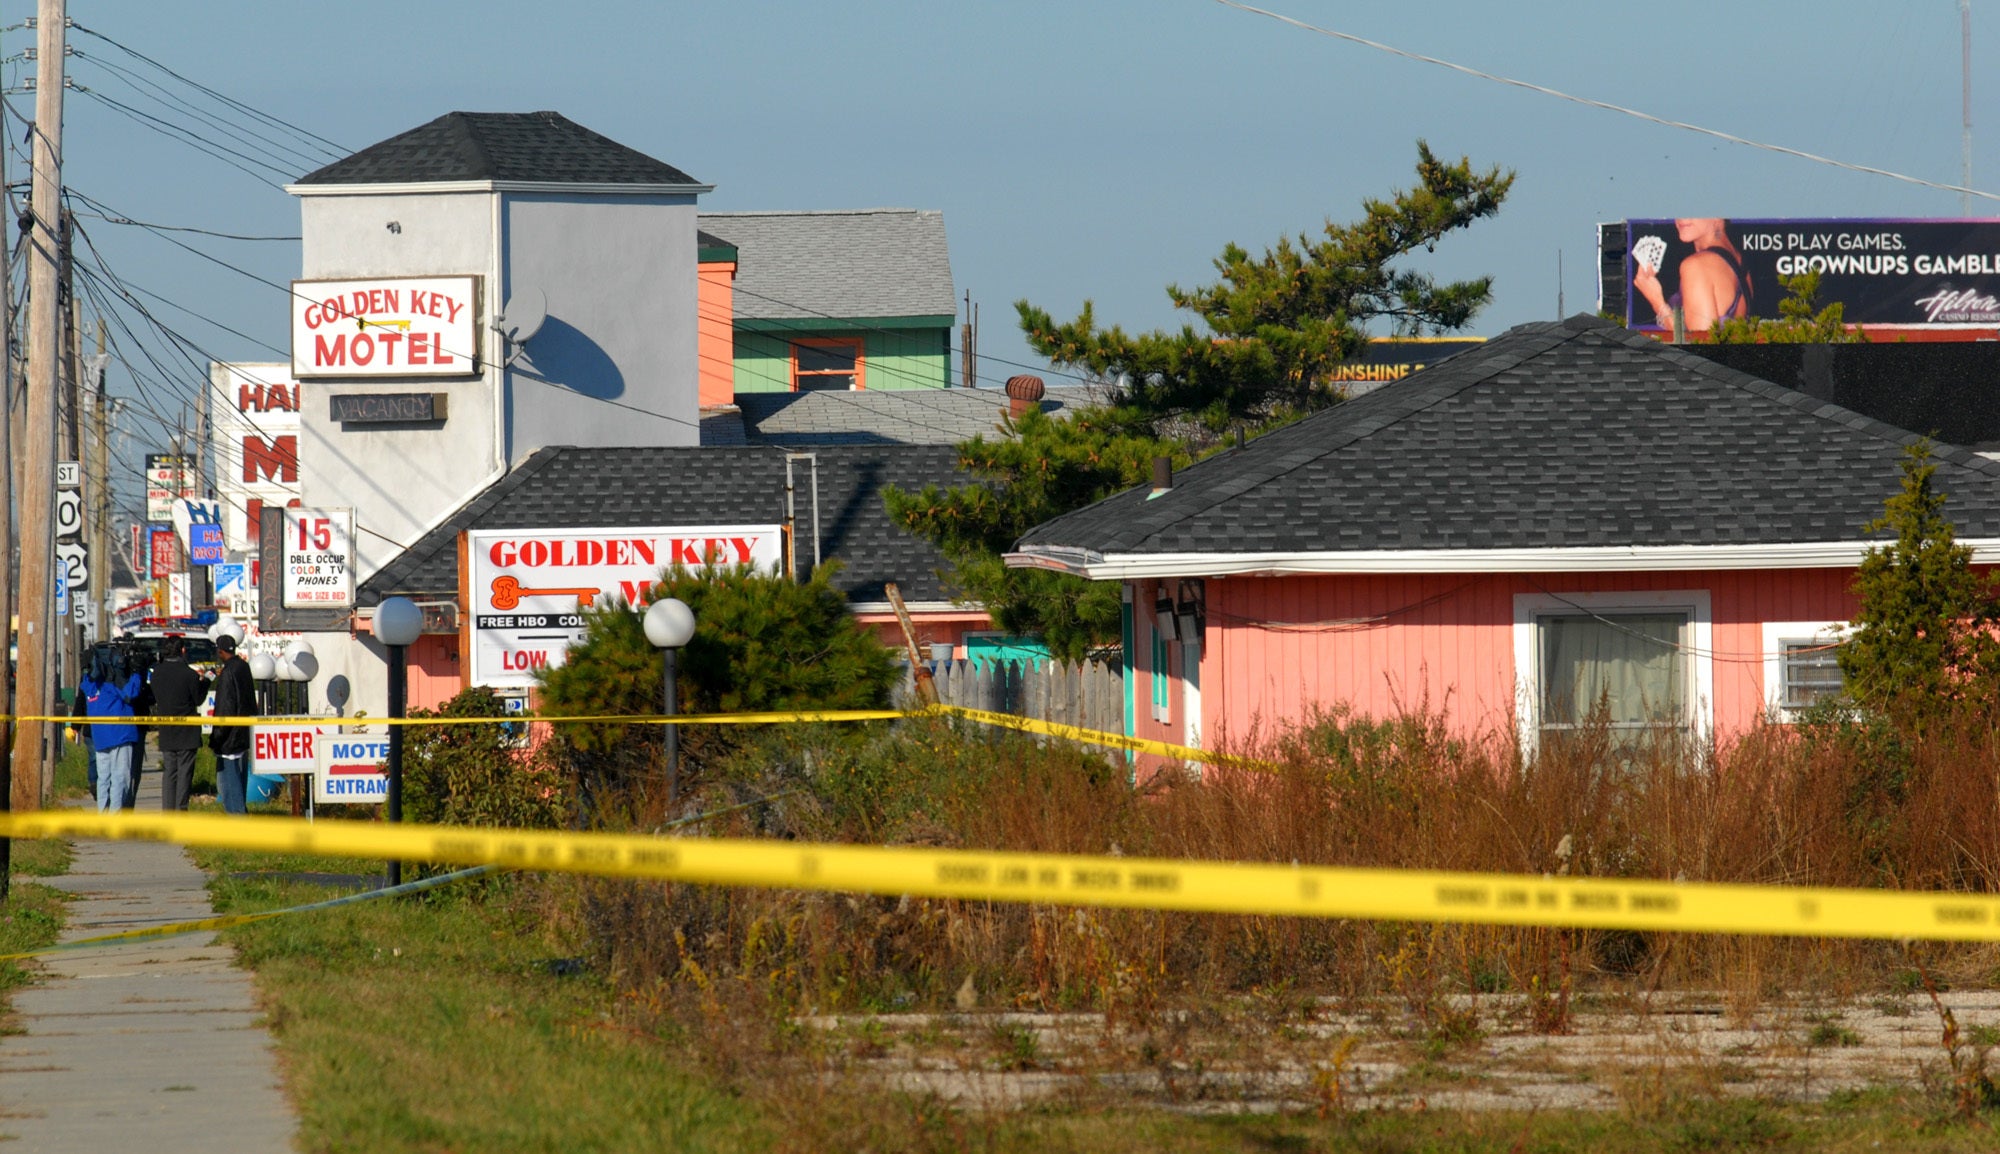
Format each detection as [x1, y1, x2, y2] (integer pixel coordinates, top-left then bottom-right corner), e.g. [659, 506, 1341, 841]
[291, 276, 479, 378]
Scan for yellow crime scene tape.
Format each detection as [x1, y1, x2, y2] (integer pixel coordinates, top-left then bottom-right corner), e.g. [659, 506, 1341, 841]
[5, 808, 2000, 943]
[7, 705, 1248, 768]
[0, 791, 797, 962]
[0, 865, 499, 962]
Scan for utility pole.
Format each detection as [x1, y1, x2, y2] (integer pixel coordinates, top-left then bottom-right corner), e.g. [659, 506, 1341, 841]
[13, 0, 66, 811]
[0, 33, 14, 898]
[89, 322, 108, 641]
[1963, 0, 1974, 217]
[960, 292, 971, 388]
[60, 216, 79, 691]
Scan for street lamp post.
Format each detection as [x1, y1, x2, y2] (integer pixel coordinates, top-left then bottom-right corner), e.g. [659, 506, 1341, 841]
[248, 652, 277, 721]
[642, 598, 696, 804]
[375, 598, 425, 887]
[279, 647, 318, 816]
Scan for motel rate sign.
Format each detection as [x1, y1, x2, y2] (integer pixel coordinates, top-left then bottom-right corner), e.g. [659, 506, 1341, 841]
[466, 525, 782, 689]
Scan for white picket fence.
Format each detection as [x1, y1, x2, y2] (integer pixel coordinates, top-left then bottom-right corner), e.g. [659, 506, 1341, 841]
[911, 657, 1124, 736]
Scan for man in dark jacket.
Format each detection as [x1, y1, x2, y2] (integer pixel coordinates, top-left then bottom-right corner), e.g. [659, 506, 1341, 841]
[149, 638, 210, 811]
[208, 635, 258, 814]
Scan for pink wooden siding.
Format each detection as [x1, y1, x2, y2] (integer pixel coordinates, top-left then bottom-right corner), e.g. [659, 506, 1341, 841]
[1131, 582, 1190, 768]
[1163, 568, 1899, 751]
[407, 632, 464, 712]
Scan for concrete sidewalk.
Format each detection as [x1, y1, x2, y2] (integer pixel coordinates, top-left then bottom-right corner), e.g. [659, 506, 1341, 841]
[0, 767, 296, 1151]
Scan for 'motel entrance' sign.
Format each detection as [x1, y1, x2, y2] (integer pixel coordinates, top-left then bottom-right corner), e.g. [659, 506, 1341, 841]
[314, 734, 390, 804]
[465, 525, 782, 689]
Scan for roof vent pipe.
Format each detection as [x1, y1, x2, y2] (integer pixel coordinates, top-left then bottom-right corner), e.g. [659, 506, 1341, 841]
[1004, 374, 1045, 418]
[1150, 456, 1173, 496]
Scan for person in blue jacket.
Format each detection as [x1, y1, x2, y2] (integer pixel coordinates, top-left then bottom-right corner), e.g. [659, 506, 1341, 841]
[77, 646, 144, 812]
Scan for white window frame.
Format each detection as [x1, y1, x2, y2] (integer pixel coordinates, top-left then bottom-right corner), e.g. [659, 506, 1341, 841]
[1513, 590, 1714, 750]
[1761, 619, 1852, 721]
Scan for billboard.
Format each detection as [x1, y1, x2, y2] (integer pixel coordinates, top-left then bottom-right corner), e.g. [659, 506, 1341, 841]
[466, 525, 783, 688]
[291, 276, 480, 378]
[1328, 337, 1485, 393]
[1608, 218, 2000, 332]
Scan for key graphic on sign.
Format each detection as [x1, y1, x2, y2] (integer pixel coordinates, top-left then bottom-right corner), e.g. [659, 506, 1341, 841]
[489, 575, 599, 610]
[356, 317, 412, 332]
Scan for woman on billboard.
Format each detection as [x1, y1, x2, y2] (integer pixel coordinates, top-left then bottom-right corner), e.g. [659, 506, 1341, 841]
[1631, 218, 1753, 332]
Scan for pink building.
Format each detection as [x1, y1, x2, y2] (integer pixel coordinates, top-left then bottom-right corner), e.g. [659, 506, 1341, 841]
[1008, 316, 2000, 759]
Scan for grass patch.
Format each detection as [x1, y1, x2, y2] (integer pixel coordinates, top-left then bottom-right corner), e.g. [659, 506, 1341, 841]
[53, 741, 89, 801]
[0, 840, 70, 1011]
[194, 842, 2000, 1152]
[196, 847, 763, 1154]
[8, 836, 72, 879]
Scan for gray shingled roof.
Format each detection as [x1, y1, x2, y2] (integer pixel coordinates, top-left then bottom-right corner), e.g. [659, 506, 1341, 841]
[296, 112, 702, 187]
[358, 446, 973, 607]
[1018, 315, 2000, 557]
[697, 210, 954, 321]
[714, 385, 1110, 447]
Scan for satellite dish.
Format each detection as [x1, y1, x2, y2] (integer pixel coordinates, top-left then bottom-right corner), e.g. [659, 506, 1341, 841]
[495, 288, 547, 345]
[326, 675, 351, 709]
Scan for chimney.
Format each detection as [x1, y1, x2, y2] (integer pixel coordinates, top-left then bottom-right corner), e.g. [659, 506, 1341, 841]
[1004, 374, 1045, 418]
[1150, 456, 1173, 496]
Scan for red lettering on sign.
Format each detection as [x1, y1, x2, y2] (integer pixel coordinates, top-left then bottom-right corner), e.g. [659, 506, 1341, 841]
[237, 383, 301, 413]
[489, 539, 661, 568]
[316, 333, 346, 366]
[501, 650, 550, 671]
[242, 435, 298, 483]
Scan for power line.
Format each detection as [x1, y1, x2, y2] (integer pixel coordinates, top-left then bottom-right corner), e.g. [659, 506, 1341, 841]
[67, 232, 417, 553]
[71, 48, 330, 174]
[67, 21, 347, 159]
[73, 86, 292, 188]
[69, 207, 299, 242]
[1212, 0, 2000, 203]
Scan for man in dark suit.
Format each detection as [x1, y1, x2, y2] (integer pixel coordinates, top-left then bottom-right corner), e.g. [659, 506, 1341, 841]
[209, 634, 258, 814]
[148, 638, 210, 811]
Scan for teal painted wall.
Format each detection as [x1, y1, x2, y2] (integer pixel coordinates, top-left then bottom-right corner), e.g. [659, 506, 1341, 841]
[732, 326, 950, 392]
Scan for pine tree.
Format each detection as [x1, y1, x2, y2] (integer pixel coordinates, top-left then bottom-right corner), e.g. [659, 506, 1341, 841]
[1707, 271, 1868, 345]
[535, 564, 899, 756]
[1017, 141, 1512, 432]
[884, 407, 1187, 660]
[1840, 441, 2000, 718]
[889, 142, 1510, 652]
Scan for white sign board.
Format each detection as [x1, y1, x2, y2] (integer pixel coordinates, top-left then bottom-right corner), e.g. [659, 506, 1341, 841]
[209, 364, 302, 554]
[282, 508, 354, 608]
[166, 572, 192, 618]
[466, 525, 783, 688]
[253, 723, 336, 775]
[145, 454, 197, 523]
[314, 734, 390, 803]
[291, 276, 479, 378]
[55, 460, 79, 489]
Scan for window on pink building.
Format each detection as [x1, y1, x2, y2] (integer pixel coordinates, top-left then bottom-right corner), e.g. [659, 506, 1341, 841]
[1538, 611, 1689, 743]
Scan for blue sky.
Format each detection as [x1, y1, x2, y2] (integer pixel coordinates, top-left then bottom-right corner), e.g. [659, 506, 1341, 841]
[9, 0, 1992, 470]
